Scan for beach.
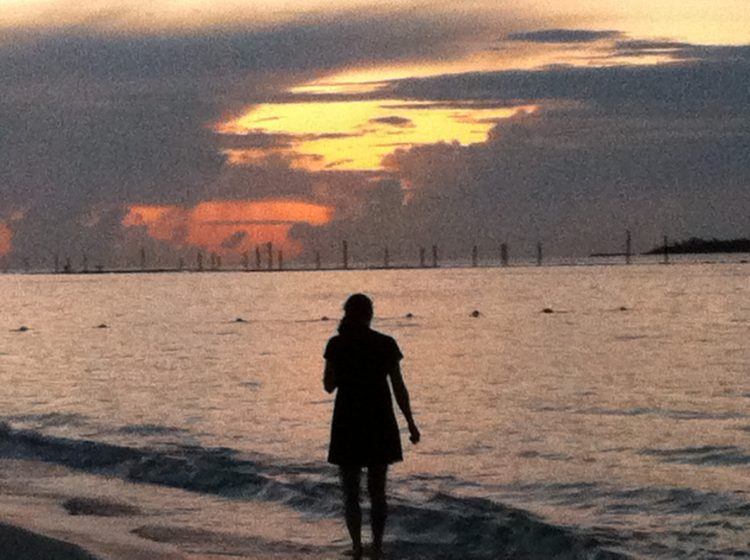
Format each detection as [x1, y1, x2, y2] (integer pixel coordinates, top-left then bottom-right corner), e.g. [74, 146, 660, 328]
[1, 262, 748, 558]
[0, 456, 344, 560]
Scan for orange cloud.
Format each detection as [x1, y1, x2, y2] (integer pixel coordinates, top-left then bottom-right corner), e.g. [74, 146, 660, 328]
[122, 205, 186, 243]
[0, 222, 12, 256]
[122, 199, 333, 258]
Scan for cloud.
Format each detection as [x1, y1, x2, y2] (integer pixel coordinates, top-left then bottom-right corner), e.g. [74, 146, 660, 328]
[2, 2, 525, 267]
[300, 47, 750, 260]
[369, 116, 415, 128]
[507, 29, 621, 43]
[384, 46, 750, 117]
[1, 6, 748, 266]
[220, 231, 248, 250]
[614, 39, 696, 55]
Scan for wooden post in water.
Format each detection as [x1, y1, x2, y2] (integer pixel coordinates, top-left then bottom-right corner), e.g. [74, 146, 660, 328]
[536, 242, 543, 266]
[663, 235, 669, 265]
[140, 247, 146, 271]
[242, 251, 249, 271]
[500, 243, 509, 267]
[278, 250, 283, 271]
[315, 251, 321, 270]
[267, 242, 273, 270]
[255, 246, 262, 270]
[178, 257, 184, 271]
[342, 240, 349, 270]
[384, 247, 390, 269]
[471, 245, 478, 267]
[432, 245, 439, 268]
[197, 251, 203, 271]
[419, 247, 426, 268]
[216, 254, 222, 270]
[64, 257, 71, 273]
[625, 230, 632, 265]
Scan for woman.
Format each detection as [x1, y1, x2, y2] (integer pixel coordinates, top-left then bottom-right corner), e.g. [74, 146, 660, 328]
[323, 293, 420, 559]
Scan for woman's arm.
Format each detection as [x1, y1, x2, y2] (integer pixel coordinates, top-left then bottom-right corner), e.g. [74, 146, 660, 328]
[323, 360, 337, 393]
[389, 364, 420, 443]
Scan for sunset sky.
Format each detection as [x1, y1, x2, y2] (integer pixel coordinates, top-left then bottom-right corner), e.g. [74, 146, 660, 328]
[1, 1, 748, 267]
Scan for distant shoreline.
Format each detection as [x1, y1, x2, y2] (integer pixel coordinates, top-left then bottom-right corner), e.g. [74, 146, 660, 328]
[644, 237, 750, 255]
[4, 244, 750, 275]
[4, 256, 750, 275]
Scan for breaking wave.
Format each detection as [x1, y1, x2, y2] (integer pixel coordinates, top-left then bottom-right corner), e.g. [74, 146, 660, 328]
[0, 422, 626, 559]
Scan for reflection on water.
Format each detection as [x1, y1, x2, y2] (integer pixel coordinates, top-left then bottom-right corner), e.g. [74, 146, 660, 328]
[0, 263, 748, 557]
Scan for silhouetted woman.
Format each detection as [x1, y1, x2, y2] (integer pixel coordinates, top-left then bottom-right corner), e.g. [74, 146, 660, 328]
[324, 293, 420, 559]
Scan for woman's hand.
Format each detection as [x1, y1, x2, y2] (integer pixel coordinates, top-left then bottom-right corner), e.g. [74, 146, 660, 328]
[323, 361, 337, 393]
[408, 421, 421, 444]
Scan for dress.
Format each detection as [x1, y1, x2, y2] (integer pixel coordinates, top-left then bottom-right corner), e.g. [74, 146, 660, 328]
[324, 327, 404, 466]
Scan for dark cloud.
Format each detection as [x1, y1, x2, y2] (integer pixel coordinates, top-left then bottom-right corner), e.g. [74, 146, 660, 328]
[0, 7, 492, 266]
[1, 11, 748, 266]
[2, 9, 488, 89]
[506, 29, 621, 43]
[221, 231, 248, 249]
[303, 108, 748, 262]
[614, 39, 696, 55]
[302, 48, 750, 261]
[217, 133, 297, 150]
[369, 116, 415, 128]
[384, 46, 750, 117]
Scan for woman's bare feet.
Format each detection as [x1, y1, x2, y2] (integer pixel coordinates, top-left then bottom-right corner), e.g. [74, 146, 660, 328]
[345, 543, 363, 559]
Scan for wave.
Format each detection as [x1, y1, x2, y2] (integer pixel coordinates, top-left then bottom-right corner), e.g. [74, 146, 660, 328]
[0, 422, 626, 559]
[641, 445, 750, 466]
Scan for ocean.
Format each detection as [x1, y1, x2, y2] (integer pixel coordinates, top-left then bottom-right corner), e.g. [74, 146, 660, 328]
[0, 260, 748, 559]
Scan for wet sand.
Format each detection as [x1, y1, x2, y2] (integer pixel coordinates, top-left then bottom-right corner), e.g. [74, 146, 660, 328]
[0, 458, 341, 560]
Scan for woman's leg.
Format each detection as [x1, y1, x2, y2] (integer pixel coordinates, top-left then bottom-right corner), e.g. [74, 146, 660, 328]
[367, 464, 388, 558]
[339, 466, 363, 557]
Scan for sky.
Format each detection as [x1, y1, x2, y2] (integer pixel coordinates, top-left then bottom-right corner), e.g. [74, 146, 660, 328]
[1, 0, 748, 268]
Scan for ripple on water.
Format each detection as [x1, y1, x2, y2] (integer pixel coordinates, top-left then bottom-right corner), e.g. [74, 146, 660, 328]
[641, 446, 750, 466]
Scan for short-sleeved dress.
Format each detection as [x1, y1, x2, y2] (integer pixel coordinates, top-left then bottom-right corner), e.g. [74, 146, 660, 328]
[324, 327, 404, 466]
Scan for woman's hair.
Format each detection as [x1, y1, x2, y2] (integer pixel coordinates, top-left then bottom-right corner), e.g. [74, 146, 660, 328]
[338, 293, 374, 333]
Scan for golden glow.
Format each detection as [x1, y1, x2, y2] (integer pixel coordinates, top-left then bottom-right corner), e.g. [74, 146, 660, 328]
[4, 1, 747, 45]
[122, 199, 333, 257]
[570, 0, 750, 45]
[222, 148, 326, 171]
[122, 205, 182, 243]
[192, 199, 332, 226]
[122, 205, 172, 227]
[0, 0, 404, 32]
[288, 82, 387, 96]
[218, 101, 536, 170]
[0, 222, 12, 257]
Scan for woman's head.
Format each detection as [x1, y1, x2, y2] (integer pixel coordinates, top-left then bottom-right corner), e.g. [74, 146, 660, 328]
[339, 293, 373, 332]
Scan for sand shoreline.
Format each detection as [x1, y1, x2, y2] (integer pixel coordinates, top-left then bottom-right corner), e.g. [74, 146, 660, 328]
[0, 457, 344, 560]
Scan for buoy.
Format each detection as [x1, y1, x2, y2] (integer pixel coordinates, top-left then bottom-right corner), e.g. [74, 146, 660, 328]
[542, 308, 554, 314]
[405, 313, 414, 319]
[235, 318, 246, 323]
[470, 310, 481, 318]
[16, 326, 29, 332]
[321, 316, 330, 321]
[96, 324, 109, 329]
[618, 306, 628, 312]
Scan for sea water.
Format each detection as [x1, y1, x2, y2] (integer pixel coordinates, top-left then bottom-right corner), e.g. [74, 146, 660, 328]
[0, 262, 748, 558]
